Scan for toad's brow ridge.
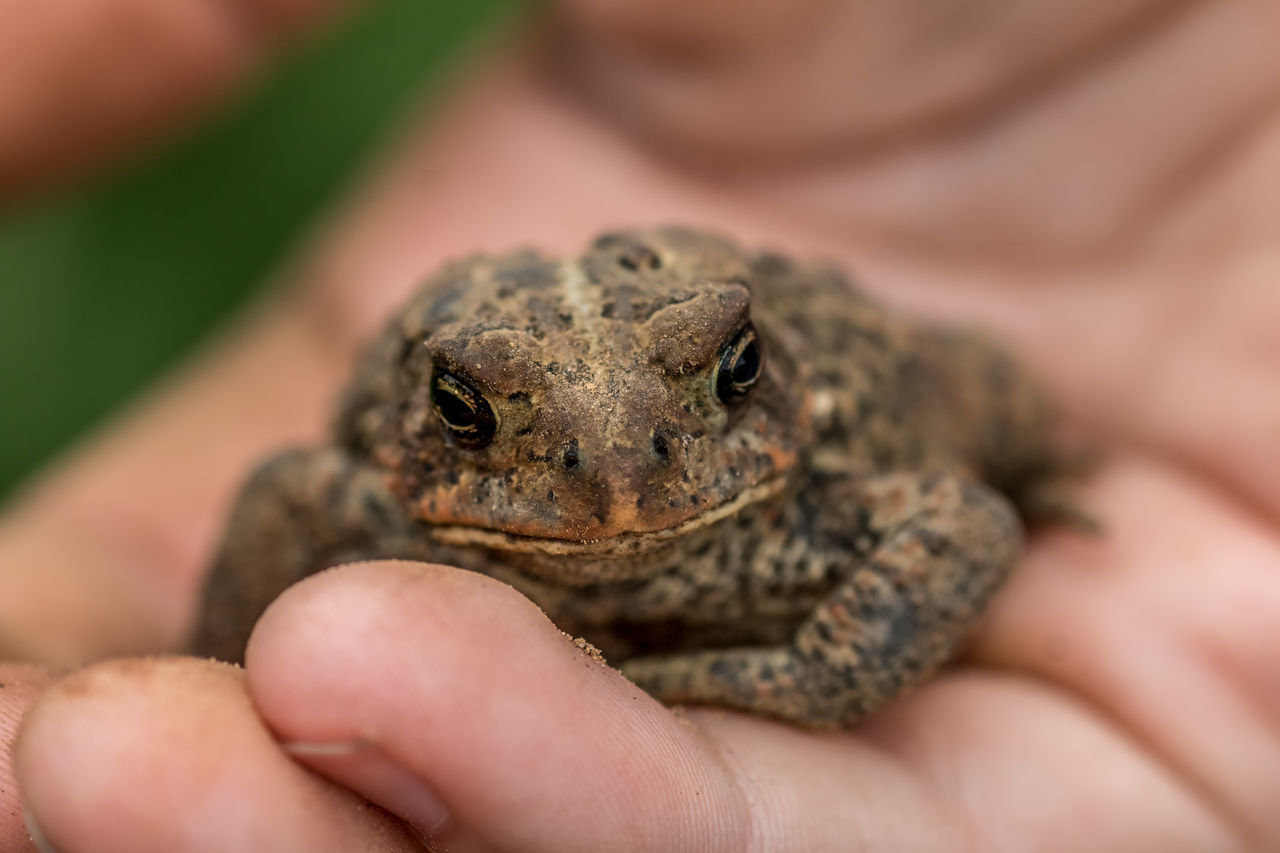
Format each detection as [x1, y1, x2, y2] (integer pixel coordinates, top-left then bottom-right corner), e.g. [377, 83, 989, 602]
[558, 259, 600, 346]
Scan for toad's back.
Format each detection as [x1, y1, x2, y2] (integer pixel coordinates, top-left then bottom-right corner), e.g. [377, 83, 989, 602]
[745, 247, 1060, 498]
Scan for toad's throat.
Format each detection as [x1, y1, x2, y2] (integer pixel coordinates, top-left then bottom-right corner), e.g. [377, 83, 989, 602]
[426, 477, 787, 557]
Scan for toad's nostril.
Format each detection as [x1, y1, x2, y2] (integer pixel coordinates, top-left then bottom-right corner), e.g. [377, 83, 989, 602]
[651, 432, 671, 462]
[562, 440, 582, 471]
[617, 244, 661, 272]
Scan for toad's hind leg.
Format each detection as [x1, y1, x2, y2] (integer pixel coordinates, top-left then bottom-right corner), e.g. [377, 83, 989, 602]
[190, 448, 417, 664]
[620, 473, 1022, 728]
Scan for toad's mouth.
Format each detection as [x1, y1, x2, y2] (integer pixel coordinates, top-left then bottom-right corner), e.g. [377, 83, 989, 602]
[425, 476, 787, 558]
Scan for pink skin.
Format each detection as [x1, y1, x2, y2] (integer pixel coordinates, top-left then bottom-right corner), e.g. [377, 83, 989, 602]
[4, 1, 1280, 850]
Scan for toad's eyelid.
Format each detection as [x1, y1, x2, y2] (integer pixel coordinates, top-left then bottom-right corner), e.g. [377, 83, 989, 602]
[647, 284, 752, 374]
[422, 328, 538, 393]
[426, 355, 482, 392]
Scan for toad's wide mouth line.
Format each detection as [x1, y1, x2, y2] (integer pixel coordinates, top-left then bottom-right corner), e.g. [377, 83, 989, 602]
[426, 476, 788, 556]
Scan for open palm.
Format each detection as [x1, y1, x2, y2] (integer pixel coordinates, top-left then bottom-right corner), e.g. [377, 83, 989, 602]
[4, 2, 1279, 850]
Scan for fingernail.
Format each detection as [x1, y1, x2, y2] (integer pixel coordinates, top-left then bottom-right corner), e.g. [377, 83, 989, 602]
[283, 739, 450, 835]
[22, 806, 64, 853]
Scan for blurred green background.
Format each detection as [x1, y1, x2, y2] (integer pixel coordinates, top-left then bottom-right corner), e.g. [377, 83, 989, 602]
[0, 0, 518, 501]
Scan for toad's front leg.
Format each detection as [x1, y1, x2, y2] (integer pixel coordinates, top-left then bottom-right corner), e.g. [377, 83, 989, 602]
[190, 448, 418, 663]
[620, 472, 1022, 728]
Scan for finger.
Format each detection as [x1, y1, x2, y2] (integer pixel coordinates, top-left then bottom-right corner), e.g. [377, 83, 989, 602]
[0, 664, 56, 851]
[971, 454, 1280, 843]
[0, 0, 352, 197]
[245, 561, 1244, 852]
[12, 657, 422, 852]
[244, 561, 756, 851]
[245, 561, 973, 850]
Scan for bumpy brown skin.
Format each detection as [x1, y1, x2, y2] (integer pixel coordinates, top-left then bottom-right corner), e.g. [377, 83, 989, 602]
[192, 227, 1072, 728]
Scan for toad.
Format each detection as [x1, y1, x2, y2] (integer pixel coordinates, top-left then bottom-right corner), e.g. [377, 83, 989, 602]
[192, 227, 1079, 728]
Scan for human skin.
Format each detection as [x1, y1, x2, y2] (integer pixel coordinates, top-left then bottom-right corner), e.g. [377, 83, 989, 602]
[3, 0, 1280, 850]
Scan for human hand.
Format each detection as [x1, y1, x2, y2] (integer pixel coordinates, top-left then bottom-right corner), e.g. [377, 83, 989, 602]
[5, 1, 1280, 850]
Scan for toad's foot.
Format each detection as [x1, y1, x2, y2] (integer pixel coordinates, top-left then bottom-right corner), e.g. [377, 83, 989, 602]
[190, 448, 418, 663]
[620, 472, 1022, 728]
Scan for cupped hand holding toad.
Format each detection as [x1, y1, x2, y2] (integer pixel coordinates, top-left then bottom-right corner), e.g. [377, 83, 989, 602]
[3, 2, 1279, 850]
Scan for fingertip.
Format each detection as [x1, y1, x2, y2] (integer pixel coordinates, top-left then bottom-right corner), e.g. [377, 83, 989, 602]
[247, 560, 752, 851]
[247, 560, 654, 760]
[14, 656, 419, 852]
[249, 560, 568, 685]
[12, 658, 240, 853]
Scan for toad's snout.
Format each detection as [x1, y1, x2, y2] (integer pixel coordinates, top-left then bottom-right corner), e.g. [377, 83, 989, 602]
[555, 425, 682, 478]
[543, 431, 694, 537]
[532, 376, 707, 536]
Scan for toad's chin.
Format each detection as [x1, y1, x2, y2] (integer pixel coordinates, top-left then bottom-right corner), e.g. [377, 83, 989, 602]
[424, 476, 787, 572]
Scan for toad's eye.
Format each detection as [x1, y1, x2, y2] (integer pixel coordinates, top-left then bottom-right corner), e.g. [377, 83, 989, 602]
[430, 368, 498, 449]
[713, 324, 764, 405]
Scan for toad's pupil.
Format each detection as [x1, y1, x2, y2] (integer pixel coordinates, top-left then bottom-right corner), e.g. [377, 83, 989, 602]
[430, 370, 497, 448]
[435, 389, 477, 428]
[732, 338, 761, 383]
[715, 326, 764, 404]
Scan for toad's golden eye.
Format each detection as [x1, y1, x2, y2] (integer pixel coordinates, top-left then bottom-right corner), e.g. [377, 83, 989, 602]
[713, 324, 764, 405]
[430, 368, 498, 449]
